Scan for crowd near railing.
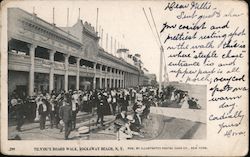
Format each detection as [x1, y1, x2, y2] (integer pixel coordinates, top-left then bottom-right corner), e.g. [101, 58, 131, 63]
[8, 84, 202, 140]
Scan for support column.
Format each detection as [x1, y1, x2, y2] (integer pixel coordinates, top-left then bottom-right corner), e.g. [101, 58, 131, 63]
[99, 77, 102, 89]
[132, 74, 134, 87]
[122, 71, 125, 88]
[110, 78, 112, 89]
[130, 74, 132, 87]
[115, 70, 118, 88]
[110, 68, 113, 88]
[64, 54, 69, 92]
[105, 66, 108, 88]
[28, 44, 38, 121]
[76, 57, 80, 90]
[116, 78, 119, 88]
[123, 72, 126, 88]
[99, 65, 103, 89]
[127, 72, 129, 87]
[93, 63, 97, 89]
[49, 50, 55, 93]
[127, 72, 129, 88]
[28, 44, 37, 96]
[113, 78, 116, 88]
[133, 74, 134, 86]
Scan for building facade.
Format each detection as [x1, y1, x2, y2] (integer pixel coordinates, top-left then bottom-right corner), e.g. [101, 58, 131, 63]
[8, 8, 140, 96]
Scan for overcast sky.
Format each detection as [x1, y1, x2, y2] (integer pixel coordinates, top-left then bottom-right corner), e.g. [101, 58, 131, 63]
[6, 0, 167, 81]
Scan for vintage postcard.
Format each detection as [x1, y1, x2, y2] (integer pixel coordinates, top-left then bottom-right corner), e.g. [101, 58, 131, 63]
[0, 0, 248, 156]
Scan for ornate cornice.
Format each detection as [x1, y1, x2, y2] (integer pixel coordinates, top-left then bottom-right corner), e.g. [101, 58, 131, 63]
[20, 18, 82, 48]
[82, 27, 99, 40]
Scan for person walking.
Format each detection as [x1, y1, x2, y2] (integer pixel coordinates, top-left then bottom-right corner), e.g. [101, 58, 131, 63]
[38, 98, 48, 130]
[59, 94, 73, 140]
[96, 94, 105, 127]
[71, 91, 79, 130]
[16, 98, 25, 132]
[49, 95, 57, 128]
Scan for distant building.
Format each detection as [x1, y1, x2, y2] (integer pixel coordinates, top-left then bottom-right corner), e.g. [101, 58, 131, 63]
[139, 73, 150, 86]
[145, 74, 157, 85]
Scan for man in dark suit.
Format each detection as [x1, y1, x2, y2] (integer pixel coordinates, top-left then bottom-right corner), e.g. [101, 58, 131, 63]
[59, 94, 72, 140]
[96, 94, 105, 126]
[16, 98, 25, 132]
[38, 99, 48, 130]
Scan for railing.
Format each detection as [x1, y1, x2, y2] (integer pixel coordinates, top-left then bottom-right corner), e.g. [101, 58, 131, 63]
[68, 64, 77, 71]
[54, 61, 65, 70]
[86, 67, 94, 73]
[8, 52, 30, 63]
[35, 58, 52, 67]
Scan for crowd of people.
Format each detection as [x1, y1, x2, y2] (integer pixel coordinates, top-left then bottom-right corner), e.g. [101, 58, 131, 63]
[8, 85, 202, 140]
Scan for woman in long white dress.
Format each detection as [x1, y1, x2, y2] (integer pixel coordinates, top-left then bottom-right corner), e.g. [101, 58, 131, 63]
[181, 95, 189, 109]
[170, 90, 176, 101]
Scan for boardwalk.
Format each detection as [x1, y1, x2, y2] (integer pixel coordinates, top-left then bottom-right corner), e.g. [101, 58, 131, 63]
[9, 112, 206, 140]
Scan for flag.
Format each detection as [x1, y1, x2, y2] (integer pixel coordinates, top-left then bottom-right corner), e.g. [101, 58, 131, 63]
[143, 68, 148, 72]
[116, 48, 129, 53]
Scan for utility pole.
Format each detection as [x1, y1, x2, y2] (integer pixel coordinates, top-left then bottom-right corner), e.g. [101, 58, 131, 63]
[159, 46, 163, 94]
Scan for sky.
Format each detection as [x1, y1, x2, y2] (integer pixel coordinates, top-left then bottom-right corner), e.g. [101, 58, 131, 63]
[6, 0, 167, 81]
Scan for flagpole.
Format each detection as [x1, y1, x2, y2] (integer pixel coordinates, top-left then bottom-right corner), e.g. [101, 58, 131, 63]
[52, 7, 55, 25]
[78, 8, 80, 20]
[106, 33, 108, 52]
[111, 36, 113, 54]
[114, 39, 117, 55]
[96, 8, 99, 33]
[67, 8, 69, 27]
[101, 28, 103, 47]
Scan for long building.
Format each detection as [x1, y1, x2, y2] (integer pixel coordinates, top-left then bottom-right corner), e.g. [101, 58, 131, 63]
[8, 8, 141, 96]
